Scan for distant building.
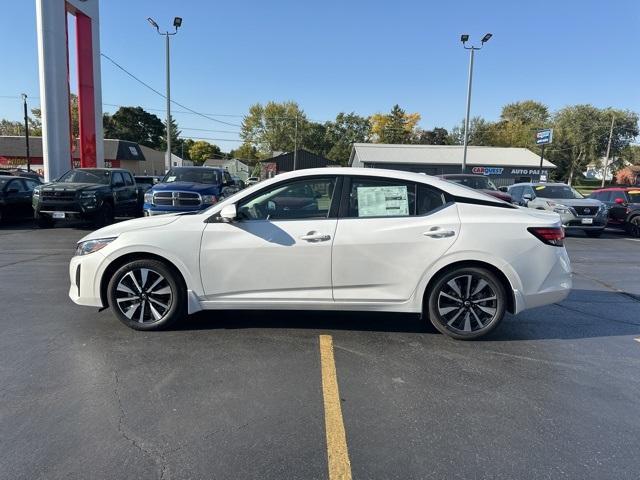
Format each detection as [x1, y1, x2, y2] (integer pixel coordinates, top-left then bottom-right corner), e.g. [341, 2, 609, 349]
[203, 158, 251, 180]
[0, 136, 187, 176]
[259, 149, 338, 178]
[583, 157, 616, 181]
[349, 144, 557, 186]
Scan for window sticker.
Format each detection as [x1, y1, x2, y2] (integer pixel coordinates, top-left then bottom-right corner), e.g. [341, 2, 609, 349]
[535, 186, 546, 190]
[357, 185, 409, 217]
[166, 176, 177, 182]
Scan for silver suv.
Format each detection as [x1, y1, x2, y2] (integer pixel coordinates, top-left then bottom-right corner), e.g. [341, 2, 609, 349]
[508, 182, 607, 237]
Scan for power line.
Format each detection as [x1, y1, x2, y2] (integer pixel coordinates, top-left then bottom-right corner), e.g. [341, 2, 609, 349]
[100, 53, 243, 128]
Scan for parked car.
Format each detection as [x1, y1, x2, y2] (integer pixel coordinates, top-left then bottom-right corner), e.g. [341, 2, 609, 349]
[69, 167, 571, 340]
[589, 187, 640, 237]
[438, 174, 513, 203]
[0, 168, 44, 183]
[231, 176, 246, 190]
[508, 182, 607, 237]
[33, 168, 139, 228]
[0, 175, 41, 223]
[134, 176, 162, 192]
[143, 167, 236, 216]
[246, 176, 260, 187]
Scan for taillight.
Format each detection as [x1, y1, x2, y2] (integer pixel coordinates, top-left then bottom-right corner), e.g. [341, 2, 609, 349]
[527, 227, 565, 247]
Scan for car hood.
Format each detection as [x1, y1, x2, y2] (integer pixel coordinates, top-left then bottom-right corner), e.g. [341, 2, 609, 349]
[79, 214, 182, 242]
[151, 182, 219, 193]
[543, 198, 602, 207]
[42, 183, 108, 192]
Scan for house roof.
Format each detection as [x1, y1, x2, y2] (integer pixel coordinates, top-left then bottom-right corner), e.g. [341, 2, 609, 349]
[349, 144, 556, 169]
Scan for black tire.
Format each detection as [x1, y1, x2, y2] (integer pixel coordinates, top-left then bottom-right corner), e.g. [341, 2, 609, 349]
[427, 267, 507, 340]
[35, 212, 54, 228]
[107, 259, 186, 331]
[629, 216, 640, 238]
[585, 230, 603, 238]
[94, 202, 114, 228]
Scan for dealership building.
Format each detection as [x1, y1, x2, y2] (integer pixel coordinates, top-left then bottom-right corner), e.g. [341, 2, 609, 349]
[349, 144, 556, 186]
[0, 136, 190, 176]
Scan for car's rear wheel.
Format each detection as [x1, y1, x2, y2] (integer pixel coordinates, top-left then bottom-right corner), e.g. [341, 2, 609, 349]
[107, 259, 186, 331]
[629, 216, 640, 238]
[427, 267, 507, 340]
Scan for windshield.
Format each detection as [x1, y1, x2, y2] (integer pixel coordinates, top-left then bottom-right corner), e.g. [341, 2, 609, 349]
[534, 184, 583, 199]
[446, 176, 497, 191]
[57, 169, 111, 184]
[162, 168, 221, 185]
[628, 190, 640, 203]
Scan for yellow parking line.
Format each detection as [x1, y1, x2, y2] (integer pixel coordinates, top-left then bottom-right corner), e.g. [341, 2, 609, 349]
[319, 335, 352, 480]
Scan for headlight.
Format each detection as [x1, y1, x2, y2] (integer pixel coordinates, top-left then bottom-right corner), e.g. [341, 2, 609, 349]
[553, 204, 571, 214]
[79, 191, 96, 199]
[144, 191, 154, 204]
[33, 187, 40, 197]
[202, 194, 217, 205]
[74, 237, 116, 256]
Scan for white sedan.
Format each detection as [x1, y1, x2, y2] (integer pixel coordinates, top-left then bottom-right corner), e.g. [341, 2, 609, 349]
[69, 168, 571, 340]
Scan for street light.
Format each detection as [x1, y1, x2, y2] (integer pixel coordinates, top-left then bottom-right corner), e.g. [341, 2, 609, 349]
[148, 16, 182, 172]
[21, 94, 31, 172]
[460, 33, 492, 173]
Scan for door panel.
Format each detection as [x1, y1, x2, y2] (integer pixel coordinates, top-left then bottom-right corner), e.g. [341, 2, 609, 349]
[200, 219, 337, 300]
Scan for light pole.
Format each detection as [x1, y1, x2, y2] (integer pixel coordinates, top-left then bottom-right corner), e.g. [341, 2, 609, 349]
[21, 94, 31, 172]
[148, 16, 182, 172]
[460, 33, 492, 173]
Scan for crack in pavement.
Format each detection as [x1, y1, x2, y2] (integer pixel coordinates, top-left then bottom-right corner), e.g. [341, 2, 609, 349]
[112, 369, 170, 480]
[0, 253, 68, 270]
[552, 302, 640, 327]
[571, 271, 640, 302]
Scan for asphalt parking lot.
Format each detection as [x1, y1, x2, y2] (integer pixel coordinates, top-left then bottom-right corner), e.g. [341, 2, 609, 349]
[1, 222, 639, 480]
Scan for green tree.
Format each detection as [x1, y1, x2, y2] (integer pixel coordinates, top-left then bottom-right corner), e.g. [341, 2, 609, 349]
[188, 140, 222, 165]
[230, 143, 260, 163]
[303, 122, 331, 157]
[413, 127, 450, 145]
[370, 105, 421, 144]
[160, 115, 182, 154]
[0, 119, 26, 136]
[103, 106, 165, 149]
[448, 117, 494, 145]
[324, 112, 371, 165]
[240, 101, 309, 156]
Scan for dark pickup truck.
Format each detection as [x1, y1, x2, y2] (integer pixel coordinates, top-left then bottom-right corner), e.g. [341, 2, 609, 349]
[33, 168, 139, 228]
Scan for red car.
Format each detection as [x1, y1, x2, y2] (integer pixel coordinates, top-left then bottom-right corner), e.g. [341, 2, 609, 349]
[589, 187, 640, 237]
[438, 174, 513, 203]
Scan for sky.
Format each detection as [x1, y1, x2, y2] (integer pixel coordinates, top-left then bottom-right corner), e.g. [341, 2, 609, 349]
[1, 0, 639, 152]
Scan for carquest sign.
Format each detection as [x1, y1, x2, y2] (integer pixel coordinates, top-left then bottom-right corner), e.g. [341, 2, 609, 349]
[471, 166, 504, 176]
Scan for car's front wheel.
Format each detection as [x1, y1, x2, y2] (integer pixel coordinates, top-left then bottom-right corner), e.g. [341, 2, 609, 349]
[107, 259, 186, 330]
[427, 267, 507, 340]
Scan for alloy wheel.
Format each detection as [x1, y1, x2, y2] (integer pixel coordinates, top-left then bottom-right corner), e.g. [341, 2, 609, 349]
[436, 274, 499, 334]
[114, 268, 173, 324]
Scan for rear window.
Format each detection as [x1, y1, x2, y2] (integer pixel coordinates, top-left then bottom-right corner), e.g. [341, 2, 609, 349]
[628, 190, 640, 203]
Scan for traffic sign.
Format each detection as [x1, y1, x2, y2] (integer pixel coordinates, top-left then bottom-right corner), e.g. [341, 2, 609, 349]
[536, 128, 553, 145]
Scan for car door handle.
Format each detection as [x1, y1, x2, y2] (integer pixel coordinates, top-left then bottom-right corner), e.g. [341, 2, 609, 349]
[300, 231, 331, 242]
[423, 227, 455, 239]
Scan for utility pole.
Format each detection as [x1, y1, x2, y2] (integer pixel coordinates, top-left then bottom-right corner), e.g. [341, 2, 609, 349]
[293, 114, 298, 171]
[148, 16, 182, 173]
[460, 33, 492, 173]
[21, 94, 31, 172]
[601, 115, 615, 188]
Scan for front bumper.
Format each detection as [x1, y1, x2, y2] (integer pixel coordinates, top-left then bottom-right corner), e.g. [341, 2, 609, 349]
[69, 252, 106, 308]
[557, 211, 607, 230]
[143, 203, 209, 216]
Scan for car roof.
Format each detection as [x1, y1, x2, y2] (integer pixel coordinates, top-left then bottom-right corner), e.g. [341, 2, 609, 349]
[592, 186, 638, 192]
[509, 182, 568, 187]
[262, 167, 507, 204]
[438, 174, 486, 179]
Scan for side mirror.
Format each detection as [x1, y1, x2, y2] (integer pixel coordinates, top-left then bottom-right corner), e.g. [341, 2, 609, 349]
[220, 203, 237, 221]
[7, 187, 19, 194]
[523, 193, 533, 201]
[498, 186, 508, 192]
[614, 197, 625, 204]
[114, 182, 125, 188]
